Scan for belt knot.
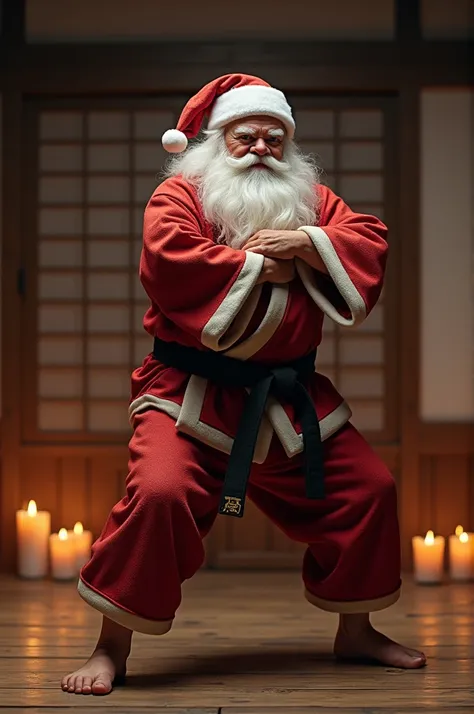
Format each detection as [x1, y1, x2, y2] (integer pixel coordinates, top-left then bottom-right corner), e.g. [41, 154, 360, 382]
[271, 366, 298, 401]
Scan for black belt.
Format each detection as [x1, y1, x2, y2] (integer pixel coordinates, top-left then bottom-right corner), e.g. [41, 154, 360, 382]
[152, 338, 324, 518]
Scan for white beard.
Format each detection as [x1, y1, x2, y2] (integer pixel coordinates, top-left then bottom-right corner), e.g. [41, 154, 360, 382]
[164, 131, 320, 249]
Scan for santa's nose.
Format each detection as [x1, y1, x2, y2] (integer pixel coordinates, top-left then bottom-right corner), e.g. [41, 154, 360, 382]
[250, 138, 269, 156]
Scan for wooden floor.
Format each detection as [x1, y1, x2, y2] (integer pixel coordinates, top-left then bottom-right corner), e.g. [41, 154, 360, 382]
[0, 571, 473, 713]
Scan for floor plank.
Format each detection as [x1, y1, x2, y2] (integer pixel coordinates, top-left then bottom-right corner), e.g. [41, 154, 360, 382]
[0, 654, 469, 674]
[0, 572, 473, 711]
[0, 687, 472, 708]
[222, 710, 474, 713]
[0, 710, 216, 713]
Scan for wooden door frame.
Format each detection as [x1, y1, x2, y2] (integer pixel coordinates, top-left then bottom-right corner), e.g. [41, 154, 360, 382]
[1, 0, 473, 570]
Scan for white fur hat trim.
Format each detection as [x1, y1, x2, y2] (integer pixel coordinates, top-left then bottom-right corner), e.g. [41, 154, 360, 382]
[208, 85, 295, 137]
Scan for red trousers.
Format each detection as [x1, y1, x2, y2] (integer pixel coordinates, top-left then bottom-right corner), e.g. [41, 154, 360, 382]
[79, 409, 401, 635]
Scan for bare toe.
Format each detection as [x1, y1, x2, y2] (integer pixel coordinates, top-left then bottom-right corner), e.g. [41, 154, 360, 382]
[400, 647, 426, 667]
[91, 673, 113, 695]
[61, 639, 129, 696]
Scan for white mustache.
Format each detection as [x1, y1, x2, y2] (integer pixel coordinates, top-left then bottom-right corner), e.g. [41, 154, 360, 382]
[225, 152, 292, 173]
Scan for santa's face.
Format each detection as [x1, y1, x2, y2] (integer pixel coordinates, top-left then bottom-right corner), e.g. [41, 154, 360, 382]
[223, 116, 286, 164]
[165, 115, 319, 249]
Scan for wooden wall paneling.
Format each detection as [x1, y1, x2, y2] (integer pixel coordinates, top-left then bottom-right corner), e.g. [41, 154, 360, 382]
[18, 450, 128, 542]
[0, 0, 25, 51]
[398, 85, 421, 570]
[0, 2, 25, 560]
[417, 424, 474, 570]
[26, 0, 397, 41]
[375, 444, 399, 473]
[0, 91, 23, 570]
[57, 456, 90, 531]
[207, 482, 307, 569]
[469, 456, 474, 530]
[88, 454, 126, 539]
[18, 452, 59, 528]
[419, 422, 474, 455]
[207, 500, 303, 570]
[381, 96, 401, 442]
[419, 453, 474, 527]
[419, 451, 473, 571]
[396, 0, 421, 43]
[418, 455, 435, 535]
[267, 520, 306, 563]
[20, 101, 41, 444]
[226, 499, 269, 555]
[3, 39, 472, 95]
[431, 455, 472, 536]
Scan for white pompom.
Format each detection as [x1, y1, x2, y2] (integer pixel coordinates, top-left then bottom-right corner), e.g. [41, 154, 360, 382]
[162, 129, 188, 153]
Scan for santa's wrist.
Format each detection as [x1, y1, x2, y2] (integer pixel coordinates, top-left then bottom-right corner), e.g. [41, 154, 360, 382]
[293, 230, 314, 258]
[293, 230, 328, 273]
[257, 257, 278, 283]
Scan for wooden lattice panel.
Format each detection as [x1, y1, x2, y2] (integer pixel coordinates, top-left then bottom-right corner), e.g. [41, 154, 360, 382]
[294, 107, 386, 432]
[36, 109, 175, 434]
[26, 0, 396, 41]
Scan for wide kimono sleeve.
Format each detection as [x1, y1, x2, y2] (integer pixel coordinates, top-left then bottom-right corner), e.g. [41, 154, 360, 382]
[140, 183, 265, 351]
[295, 184, 388, 327]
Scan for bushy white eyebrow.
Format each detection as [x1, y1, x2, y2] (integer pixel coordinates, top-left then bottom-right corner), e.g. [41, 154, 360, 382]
[233, 125, 257, 136]
[233, 125, 285, 138]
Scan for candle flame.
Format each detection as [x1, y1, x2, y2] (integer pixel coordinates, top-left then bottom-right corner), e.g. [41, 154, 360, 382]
[424, 530, 435, 545]
[460, 531, 469, 543]
[58, 528, 68, 541]
[73, 522, 83, 535]
[455, 525, 464, 537]
[27, 500, 37, 517]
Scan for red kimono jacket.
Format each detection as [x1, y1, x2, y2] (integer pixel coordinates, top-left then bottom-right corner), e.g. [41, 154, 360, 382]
[129, 176, 388, 463]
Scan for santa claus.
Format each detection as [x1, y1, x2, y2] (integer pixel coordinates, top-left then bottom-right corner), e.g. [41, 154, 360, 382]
[62, 74, 425, 696]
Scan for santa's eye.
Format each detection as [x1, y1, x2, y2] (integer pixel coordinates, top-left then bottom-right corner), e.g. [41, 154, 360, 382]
[237, 134, 252, 142]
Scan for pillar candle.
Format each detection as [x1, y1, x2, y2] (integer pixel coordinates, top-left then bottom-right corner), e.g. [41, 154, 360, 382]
[49, 528, 77, 580]
[72, 522, 93, 571]
[16, 500, 51, 579]
[454, 525, 474, 580]
[449, 525, 473, 581]
[412, 530, 445, 584]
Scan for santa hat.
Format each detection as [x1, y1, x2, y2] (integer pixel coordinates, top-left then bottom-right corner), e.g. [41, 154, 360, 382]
[161, 73, 295, 153]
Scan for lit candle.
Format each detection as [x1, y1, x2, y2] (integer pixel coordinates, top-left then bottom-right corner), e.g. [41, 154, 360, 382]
[72, 522, 93, 571]
[49, 528, 76, 580]
[412, 530, 445, 584]
[456, 526, 474, 579]
[16, 500, 51, 579]
[449, 525, 473, 581]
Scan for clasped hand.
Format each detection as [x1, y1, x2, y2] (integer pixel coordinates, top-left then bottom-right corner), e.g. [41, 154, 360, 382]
[243, 229, 303, 260]
[243, 229, 305, 284]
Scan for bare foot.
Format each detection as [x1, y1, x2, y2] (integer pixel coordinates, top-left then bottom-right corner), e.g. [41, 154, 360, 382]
[61, 647, 128, 695]
[61, 616, 132, 695]
[334, 613, 426, 669]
